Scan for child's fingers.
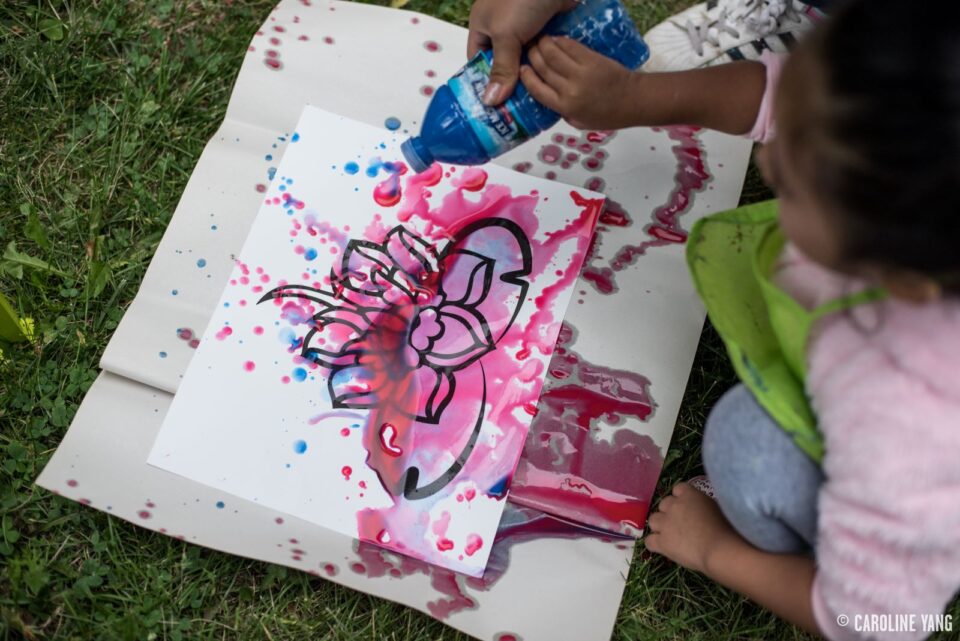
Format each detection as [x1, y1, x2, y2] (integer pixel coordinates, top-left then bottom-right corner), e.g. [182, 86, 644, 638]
[520, 65, 563, 112]
[537, 36, 580, 75]
[527, 43, 567, 89]
[552, 35, 595, 63]
[645, 532, 661, 553]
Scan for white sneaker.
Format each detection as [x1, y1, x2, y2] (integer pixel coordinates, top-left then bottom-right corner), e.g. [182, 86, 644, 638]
[643, 0, 825, 72]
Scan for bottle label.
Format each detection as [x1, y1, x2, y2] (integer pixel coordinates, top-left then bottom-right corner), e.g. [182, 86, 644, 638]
[448, 52, 532, 158]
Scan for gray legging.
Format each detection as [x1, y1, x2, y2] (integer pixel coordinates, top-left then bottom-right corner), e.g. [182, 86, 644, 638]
[702, 384, 824, 554]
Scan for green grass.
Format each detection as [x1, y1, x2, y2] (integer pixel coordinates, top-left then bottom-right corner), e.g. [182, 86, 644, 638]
[0, 2, 952, 640]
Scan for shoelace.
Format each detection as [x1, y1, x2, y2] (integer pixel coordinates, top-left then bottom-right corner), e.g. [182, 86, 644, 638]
[676, 0, 805, 57]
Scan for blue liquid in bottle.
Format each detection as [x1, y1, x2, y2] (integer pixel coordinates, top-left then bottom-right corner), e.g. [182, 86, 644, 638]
[401, 0, 649, 173]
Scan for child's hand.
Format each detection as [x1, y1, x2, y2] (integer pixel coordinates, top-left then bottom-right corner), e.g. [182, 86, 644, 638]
[645, 482, 740, 574]
[521, 36, 640, 130]
[468, 0, 577, 105]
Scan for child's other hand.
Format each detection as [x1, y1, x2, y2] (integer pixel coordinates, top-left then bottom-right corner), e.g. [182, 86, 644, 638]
[645, 482, 739, 574]
[521, 36, 640, 130]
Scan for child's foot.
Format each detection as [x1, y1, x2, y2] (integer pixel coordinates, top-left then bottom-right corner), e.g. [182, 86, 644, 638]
[643, 0, 825, 72]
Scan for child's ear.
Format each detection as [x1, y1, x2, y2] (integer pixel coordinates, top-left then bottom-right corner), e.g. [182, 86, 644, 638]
[878, 269, 942, 304]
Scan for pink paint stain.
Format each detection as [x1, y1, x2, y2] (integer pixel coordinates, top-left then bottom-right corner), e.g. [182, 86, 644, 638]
[243, 361, 256, 372]
[215, 326, 233, 341]
[341, 466, 352, 481]
[350, 505, 604, 620]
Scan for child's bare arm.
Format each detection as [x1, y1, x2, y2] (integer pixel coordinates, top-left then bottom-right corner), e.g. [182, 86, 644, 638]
[703, 532, 820, 635]
[522, 36, 766, 135]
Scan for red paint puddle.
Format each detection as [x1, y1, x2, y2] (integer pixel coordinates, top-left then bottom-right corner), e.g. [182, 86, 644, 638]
[509, 322, 662, 535]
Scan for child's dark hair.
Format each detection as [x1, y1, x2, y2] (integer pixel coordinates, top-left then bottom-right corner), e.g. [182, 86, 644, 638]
[781, 0, 960, 288]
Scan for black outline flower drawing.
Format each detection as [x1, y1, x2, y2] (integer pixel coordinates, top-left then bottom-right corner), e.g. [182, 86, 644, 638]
[260, 219, 532, 499]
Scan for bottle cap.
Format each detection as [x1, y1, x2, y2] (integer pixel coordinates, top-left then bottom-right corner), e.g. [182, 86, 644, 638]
[401, 137, 433, 174]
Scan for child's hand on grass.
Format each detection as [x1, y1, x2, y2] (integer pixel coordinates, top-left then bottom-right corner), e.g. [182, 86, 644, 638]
[521, 36, 641, 130]
[645, 482, 740, 574]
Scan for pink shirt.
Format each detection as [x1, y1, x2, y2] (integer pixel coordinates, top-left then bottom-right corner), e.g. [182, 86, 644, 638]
[753, 56, 960, 641]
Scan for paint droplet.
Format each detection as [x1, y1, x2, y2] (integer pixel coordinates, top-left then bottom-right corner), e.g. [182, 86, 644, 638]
[196, 258, 207, 268]
[171, 289, 178, 295]
[384, 116, 401, 131]
[465, 534, 483, 556]
[436, 538, 454, 552]
[292, 367, 307, 382]
[420, 85, 435, 97]
[343, 161, 359, 175]
[216, 501, 225, 509]
[67, 479, 78, 487]
[159, 351, 167, 358]
[378, 423, 403, 457]
[323, 36, 334, 44]
[275, 517, 284, 524]
[293, 439, 307, 454]
[424, 40, 440, 52]
[138, 510, 152, 519]
[340, 427, 350, 437]
[243, 361, 256, 372]
[253, 326, 264, 335]
[323, 563, 338, 576]
[341, 466, 352, 481]
[215, 326, 233, 341]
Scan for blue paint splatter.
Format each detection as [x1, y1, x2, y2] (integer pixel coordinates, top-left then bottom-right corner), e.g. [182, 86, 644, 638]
[216, 501, 225, 509]
[210, 225, 217, 230]
[265, 154, 273, 161]
[344, 161, 359, 175]
[293, 439, 307, 454]
[171, 289, 178, 295]
[384, 116, 401, 131]
[268, 167, 277, 180]
[292, 132, 300, 142]
[304, 247, 318, 261]
[159, 351, 167, 358]
[196, 258, 207, 268]
[292, 367, 307, 382]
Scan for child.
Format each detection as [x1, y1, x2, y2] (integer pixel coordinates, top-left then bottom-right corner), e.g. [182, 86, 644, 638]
[471, 0, 960, 637]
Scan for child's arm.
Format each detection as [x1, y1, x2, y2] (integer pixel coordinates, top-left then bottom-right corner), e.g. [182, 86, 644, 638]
[703, 528, 820, 634]
[646, 483, 821, 636]
[521, 36, 767, 135]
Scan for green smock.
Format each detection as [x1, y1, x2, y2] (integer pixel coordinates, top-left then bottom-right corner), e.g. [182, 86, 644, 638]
[686, 200, 884, 462]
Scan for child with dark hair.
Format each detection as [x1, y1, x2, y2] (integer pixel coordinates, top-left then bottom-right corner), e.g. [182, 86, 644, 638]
[470, 0, 960, 637]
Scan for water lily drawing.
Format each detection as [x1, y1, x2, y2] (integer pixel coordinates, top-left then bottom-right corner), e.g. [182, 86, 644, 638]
[260, 219, 532, 499]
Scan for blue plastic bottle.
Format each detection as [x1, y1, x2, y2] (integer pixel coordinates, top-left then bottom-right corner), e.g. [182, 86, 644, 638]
[401, 0, 649, 173]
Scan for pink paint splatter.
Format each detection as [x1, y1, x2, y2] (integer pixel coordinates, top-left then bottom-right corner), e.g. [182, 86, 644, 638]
[243, 361, 256, 372]
[341, 466, 352, 481]
[464, 534, 483, 556]
[581, 126, 709, 294]
[215, 326, 233, 341]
